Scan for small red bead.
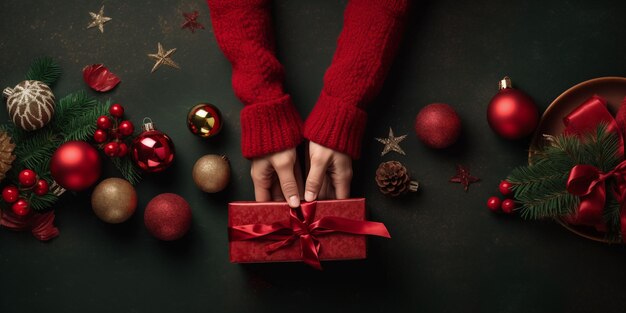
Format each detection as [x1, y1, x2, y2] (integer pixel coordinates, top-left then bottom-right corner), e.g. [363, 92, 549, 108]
[501, 199, 516, 214]
[103, 141, 119, 157]
[499, 180, 513, 196]
[487, 196, 501, 212]
[97, 116, 112, 130]
[2, 185, 19, 203]
[117, 142, 128, 157]
[12, 198, 30, 216]
[118, 120, 134, 137]
[109, 104, 124, 118]
[34, 179, 49, 196]
[94, 129, 108, 143]
[18, 169, 37, 187]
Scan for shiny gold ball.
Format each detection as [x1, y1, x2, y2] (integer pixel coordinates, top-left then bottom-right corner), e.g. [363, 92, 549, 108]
[187, 103, 223, 138]
[91, 178, 137, 223]
[192, 154, 230, 193]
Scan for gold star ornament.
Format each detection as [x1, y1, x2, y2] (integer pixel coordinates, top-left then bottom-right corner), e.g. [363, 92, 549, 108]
[87, 6, 112, 33]
[375, 127, 407, 156]
[148, 43, 181, 73]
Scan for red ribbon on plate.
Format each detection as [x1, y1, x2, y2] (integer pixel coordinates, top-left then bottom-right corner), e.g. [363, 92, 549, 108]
[228, 201, 391, 270]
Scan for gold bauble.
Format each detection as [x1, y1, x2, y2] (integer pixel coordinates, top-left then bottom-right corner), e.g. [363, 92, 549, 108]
[91, 178, 137, 223]
[192, 154, 230, 193]
[187, 103, 223, 138]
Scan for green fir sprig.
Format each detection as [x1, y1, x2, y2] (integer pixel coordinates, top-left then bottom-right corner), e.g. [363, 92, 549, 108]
[24, 57, 62, 86]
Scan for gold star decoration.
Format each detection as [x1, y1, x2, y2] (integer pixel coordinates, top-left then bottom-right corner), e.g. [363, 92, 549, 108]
[449, 164, 480, 192]
[375, 127, 407, 156]
[87, 6, 112, 33]
[148, 43, 181, 73]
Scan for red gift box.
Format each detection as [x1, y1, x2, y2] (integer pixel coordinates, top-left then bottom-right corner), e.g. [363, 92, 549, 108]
[228, 198, 390, 269]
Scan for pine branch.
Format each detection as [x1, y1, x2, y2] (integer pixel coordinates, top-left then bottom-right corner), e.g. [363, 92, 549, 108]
[111, 157, 142, 185]
[29, 193, 59, 212]
[25, 57, 61, 86]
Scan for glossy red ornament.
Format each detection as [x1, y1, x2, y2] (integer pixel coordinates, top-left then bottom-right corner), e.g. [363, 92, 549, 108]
[487, 196, 501, 212]
[50, 141, 102, 191]
[109, 104, 124, 118]
[103, 141, 119, 157]
[487, 76, 539, 139]
[415, 103, 462, 149]
[118, 120, 134, 136]
[34, 179, 49, 196]
[93, 129, 108, 143]
[501, 199, 516, 214]
[82, 64, 121, 92]
[117, 142, 128, 157]
[97, 115, 112, 130]
[2, 185, 19, 203]
[499, 180, 513, 196]
[131, 119, 175, 173]
[12, 198, 30, 216]
[18, 169, 37, 187]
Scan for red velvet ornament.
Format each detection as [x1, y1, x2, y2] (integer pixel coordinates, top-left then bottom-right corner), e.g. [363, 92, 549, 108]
[487, 76, 539, 139]
[2, 185, 19, 203]
[487, 196, 501, 212]
[144, 193, 192, 241]
[109, 104, 124, 118]
[50, 141, 102, 191]
[501, 199, 516, 214]
[12, 198, 30, 216]
[97, 115, 112, 130]
[34, 179, 49, 196]
[118, 120, 134, 136]
[499, 180, 513, 196]
[131, 119, 175, 173]
[93, 129, 108, 143]
[18, 169, 37, 187]
[415, 103, 462, 149]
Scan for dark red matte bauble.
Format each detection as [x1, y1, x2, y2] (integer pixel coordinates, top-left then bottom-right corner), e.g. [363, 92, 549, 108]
[144, 193, 192, 241]
[50, 141, 102, 191]
[415, 103, 462, 149]
[499, 180, 513, 196]
[18, 169, 37, 187]
[487, 77, 539, 139]
[109, 104, 124, 118]
[501, 199, 516, 214]
[131, 120, 175, 173]
[2, 185, 19, 203]
[118, 120, 134, 136]
[12, 198, 30, 216]
[487, 196, 501, 212]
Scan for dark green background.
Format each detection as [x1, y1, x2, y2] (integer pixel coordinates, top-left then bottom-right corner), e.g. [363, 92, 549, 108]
[1, 1, 626, 312]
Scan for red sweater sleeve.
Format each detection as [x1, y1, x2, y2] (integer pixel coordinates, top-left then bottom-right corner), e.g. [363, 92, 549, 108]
[304, 0, 409, 159]
[207, 0, 303, 159]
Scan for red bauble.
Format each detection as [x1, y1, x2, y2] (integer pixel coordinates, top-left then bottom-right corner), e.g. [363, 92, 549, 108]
[103, 141, 119, 157]
[93, 129, 108, 143]
[144, 193, 192, 241]
[109, 104, 124, 118]
[18, 169, 37, 187]
[118, 120, 134, 136]
[131, 119, 175, 173]
[499, 180, 513, 196]
[34, 179, 49, 196]
[2, 185, 19, 203]
[117, 142, 128, 157]
[415, 103, 462, 149]
[12, 198, 30, 216]
[97, 115, 112, 130]
[501, 199, 516, 214]
[487, 196, 501, 212]
[50, 141, 102, 191]
[487, 77, 539, 139]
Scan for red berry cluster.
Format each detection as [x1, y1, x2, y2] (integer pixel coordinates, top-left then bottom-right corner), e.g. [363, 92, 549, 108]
[486, 180, 516, 214]
[94, 104, 134, 157]
[1, 169, 49, 216]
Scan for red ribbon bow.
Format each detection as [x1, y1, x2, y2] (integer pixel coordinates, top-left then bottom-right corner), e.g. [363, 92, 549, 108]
[228, 201, 391, 270]
[564, 95, 626, 239]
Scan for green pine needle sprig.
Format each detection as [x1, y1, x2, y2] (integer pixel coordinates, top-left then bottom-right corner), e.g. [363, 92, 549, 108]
[25, 57, 62, 86]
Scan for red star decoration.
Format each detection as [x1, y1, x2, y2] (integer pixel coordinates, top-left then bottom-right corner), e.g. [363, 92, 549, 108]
[181, 11, 204, 33]
[449, 164, 480, 192]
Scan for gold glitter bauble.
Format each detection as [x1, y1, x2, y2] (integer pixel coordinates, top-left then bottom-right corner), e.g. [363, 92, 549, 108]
[192, 154, 230, 193]
[187, 103, 223, 138]
[91, 178, 137, 223]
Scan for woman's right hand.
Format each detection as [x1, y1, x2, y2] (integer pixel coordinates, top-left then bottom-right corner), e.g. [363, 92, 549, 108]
[251, 148, 303, 208]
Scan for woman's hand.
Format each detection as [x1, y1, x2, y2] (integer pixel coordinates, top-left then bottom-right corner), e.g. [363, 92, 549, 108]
[251, 148, 303, 208]
[304, 141, 353, 201]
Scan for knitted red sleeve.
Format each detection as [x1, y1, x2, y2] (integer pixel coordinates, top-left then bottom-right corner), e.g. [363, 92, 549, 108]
[304, 0, 409, 159]
[207, 0, 303, 159]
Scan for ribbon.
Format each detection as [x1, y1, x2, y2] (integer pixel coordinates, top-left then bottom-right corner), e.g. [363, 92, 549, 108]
[1, 209, 59, 241]
[229, 201, 391, 270]
[563, 95, 626, 239]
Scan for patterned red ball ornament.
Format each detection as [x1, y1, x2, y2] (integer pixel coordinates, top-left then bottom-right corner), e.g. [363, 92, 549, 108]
[131, 118, 175, 173]
[50, 141, 102, 191]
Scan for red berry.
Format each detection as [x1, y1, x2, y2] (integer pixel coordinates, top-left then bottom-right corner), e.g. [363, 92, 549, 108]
[2, 185, 19, 203]
[12, 198, 30, 216]
[34, 179, 49, 196]
[487, 196, 501, 212]
[93, 129, 108, 143]
[501, 199, 516, 214]
[18, 169, 37, 187]
[109, 104, 124, 118]
[103, 141, 119, 157]
[117, 142, 128, 157]
[499, 180, 513, 196]
[97, 116, 112, 130]
[118, 120, 134, 137]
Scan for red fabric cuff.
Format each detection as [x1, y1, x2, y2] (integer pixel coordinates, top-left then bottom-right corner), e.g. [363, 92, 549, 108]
[304, 91, 368, 160]
[240, 95, 303, 159]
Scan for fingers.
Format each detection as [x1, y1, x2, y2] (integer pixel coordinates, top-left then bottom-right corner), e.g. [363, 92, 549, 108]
[251, 159, 273, 202]
[305, 157, 329, 202]
[272, 159, 301, 208]
[330, 157, 352, 200]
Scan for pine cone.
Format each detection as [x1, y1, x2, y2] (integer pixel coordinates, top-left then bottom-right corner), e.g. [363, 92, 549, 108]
[0, 131, 16, 182]
[375, 161, 418, 197]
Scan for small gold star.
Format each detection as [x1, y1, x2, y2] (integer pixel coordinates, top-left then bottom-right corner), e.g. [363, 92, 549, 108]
[87, 6, 112, 33]
[148, 42, 180, 73]
[375, 127, 407, 156]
